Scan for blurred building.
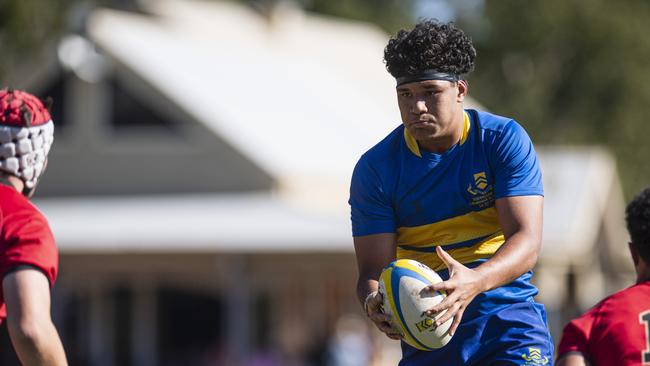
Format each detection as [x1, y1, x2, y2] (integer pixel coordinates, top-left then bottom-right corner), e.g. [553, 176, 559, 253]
[1, 0, 634, 365]
[535, 147, 632, 342]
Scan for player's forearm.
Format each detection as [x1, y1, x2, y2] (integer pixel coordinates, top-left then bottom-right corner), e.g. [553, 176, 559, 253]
[353, 233, 397, 307]
[10, 321, 68, 366]
[556, 353, 589, 366]
[357, 276, 380, 307]
[474, 230, 541, 292]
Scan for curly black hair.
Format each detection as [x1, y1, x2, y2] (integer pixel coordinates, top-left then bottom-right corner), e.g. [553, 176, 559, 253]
[626, 187, 650, 263]
[384, 20, 476, 78]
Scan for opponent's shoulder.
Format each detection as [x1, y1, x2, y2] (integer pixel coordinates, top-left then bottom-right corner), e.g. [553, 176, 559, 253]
[0, 184, 27, 213]
[598, 281, 650, 311]
[0, 184, 40, 209]
[578, 282, 650, 325]
[0, 184, 50, 228]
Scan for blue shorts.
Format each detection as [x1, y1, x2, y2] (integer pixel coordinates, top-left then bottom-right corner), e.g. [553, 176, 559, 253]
[399, 300, 554, 366]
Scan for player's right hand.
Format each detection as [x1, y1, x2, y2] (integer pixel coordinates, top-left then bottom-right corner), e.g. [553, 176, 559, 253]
[365, 291, 402, 340]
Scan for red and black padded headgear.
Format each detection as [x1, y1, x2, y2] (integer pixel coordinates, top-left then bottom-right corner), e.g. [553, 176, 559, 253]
[0, 89, 54, 196]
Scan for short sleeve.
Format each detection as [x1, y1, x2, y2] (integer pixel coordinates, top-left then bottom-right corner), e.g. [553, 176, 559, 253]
[491, 120, 543, 198]
[349, 156, 395, 236]
[557, 314, 593, 360]
[0, 208, 58, 287]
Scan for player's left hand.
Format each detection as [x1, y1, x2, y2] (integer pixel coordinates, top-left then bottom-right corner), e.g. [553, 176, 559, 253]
[421, 246, 487, 337]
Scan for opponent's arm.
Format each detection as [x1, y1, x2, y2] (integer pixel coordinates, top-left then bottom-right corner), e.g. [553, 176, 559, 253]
[354, 233, 400, 339]
[556, 353, 589, 366]
[425, 195, 543, 335]
[3, 269, 68, 366]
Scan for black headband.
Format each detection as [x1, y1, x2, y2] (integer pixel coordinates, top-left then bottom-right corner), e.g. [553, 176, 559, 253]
[395, 70, 460, 86]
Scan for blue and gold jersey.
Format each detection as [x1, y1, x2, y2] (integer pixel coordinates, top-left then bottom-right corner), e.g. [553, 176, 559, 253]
[349, 109, 543, 315]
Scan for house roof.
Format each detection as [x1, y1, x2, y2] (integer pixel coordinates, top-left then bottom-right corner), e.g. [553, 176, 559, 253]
[36, 192, 352, 253]
[85, 0, 484, 194]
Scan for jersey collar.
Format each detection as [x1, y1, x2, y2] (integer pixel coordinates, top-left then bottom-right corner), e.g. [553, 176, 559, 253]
[404, 111, 471, 158]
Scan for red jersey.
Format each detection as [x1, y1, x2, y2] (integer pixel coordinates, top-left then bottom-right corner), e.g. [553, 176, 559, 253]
[0, 184, 58, 323]
[557, 281, 650, 365]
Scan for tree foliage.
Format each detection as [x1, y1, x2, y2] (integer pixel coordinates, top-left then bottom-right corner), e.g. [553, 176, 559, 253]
[0, 0, 77, 80]
[458, 0, 650, 197]
[299, 0, 413, 33]
[244, 0, 413, 33]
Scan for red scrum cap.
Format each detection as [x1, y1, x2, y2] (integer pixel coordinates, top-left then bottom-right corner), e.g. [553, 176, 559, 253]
[0, 89, 54, 195]
[0, 89, 52, 127]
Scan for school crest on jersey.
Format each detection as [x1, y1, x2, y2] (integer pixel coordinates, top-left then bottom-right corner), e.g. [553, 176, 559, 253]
[521, 347, 549, 365]
[466, 171, 494, 209]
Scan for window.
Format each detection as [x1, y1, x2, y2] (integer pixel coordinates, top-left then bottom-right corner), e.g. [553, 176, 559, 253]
[110, 78, 178, 133]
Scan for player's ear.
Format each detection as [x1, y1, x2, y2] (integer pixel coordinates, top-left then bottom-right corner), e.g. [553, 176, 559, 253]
[457, 80, 468, 102]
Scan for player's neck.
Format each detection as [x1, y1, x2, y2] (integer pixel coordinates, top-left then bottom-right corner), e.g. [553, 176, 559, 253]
[0, 174, 24, 192]
[637, 272, 650, 284]
[418, 135, 457, 154]
[636, 260, 650, 284]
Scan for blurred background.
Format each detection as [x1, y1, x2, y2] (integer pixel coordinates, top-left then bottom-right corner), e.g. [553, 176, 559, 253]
[0, 0, 647, 365]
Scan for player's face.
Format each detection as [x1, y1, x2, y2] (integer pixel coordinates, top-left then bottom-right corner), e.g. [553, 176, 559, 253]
[396, 79, 467, 152]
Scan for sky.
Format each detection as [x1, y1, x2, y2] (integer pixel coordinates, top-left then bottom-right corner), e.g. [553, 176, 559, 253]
[412, 0, 485, 22]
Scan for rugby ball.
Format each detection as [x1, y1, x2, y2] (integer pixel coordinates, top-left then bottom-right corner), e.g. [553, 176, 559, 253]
[378, 259, 452, 350]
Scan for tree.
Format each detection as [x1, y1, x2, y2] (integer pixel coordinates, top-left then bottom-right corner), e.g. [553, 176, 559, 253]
[301, 0, 413, 33]
[0, 0, 76, 81]
[245, 0, 414, 33]
[458, 0, 650, 197]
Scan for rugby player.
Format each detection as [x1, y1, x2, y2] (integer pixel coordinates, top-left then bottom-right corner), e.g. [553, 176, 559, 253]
[557, 187, 650, 366]
[350, 20, 553, 365]
[0, 89, 67, 365]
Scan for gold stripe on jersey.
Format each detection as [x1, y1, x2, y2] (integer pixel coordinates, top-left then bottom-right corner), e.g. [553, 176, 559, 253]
[404, 111, 471, 157]
[396, 206, 501, 247]
[397, 232, 505, 272]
